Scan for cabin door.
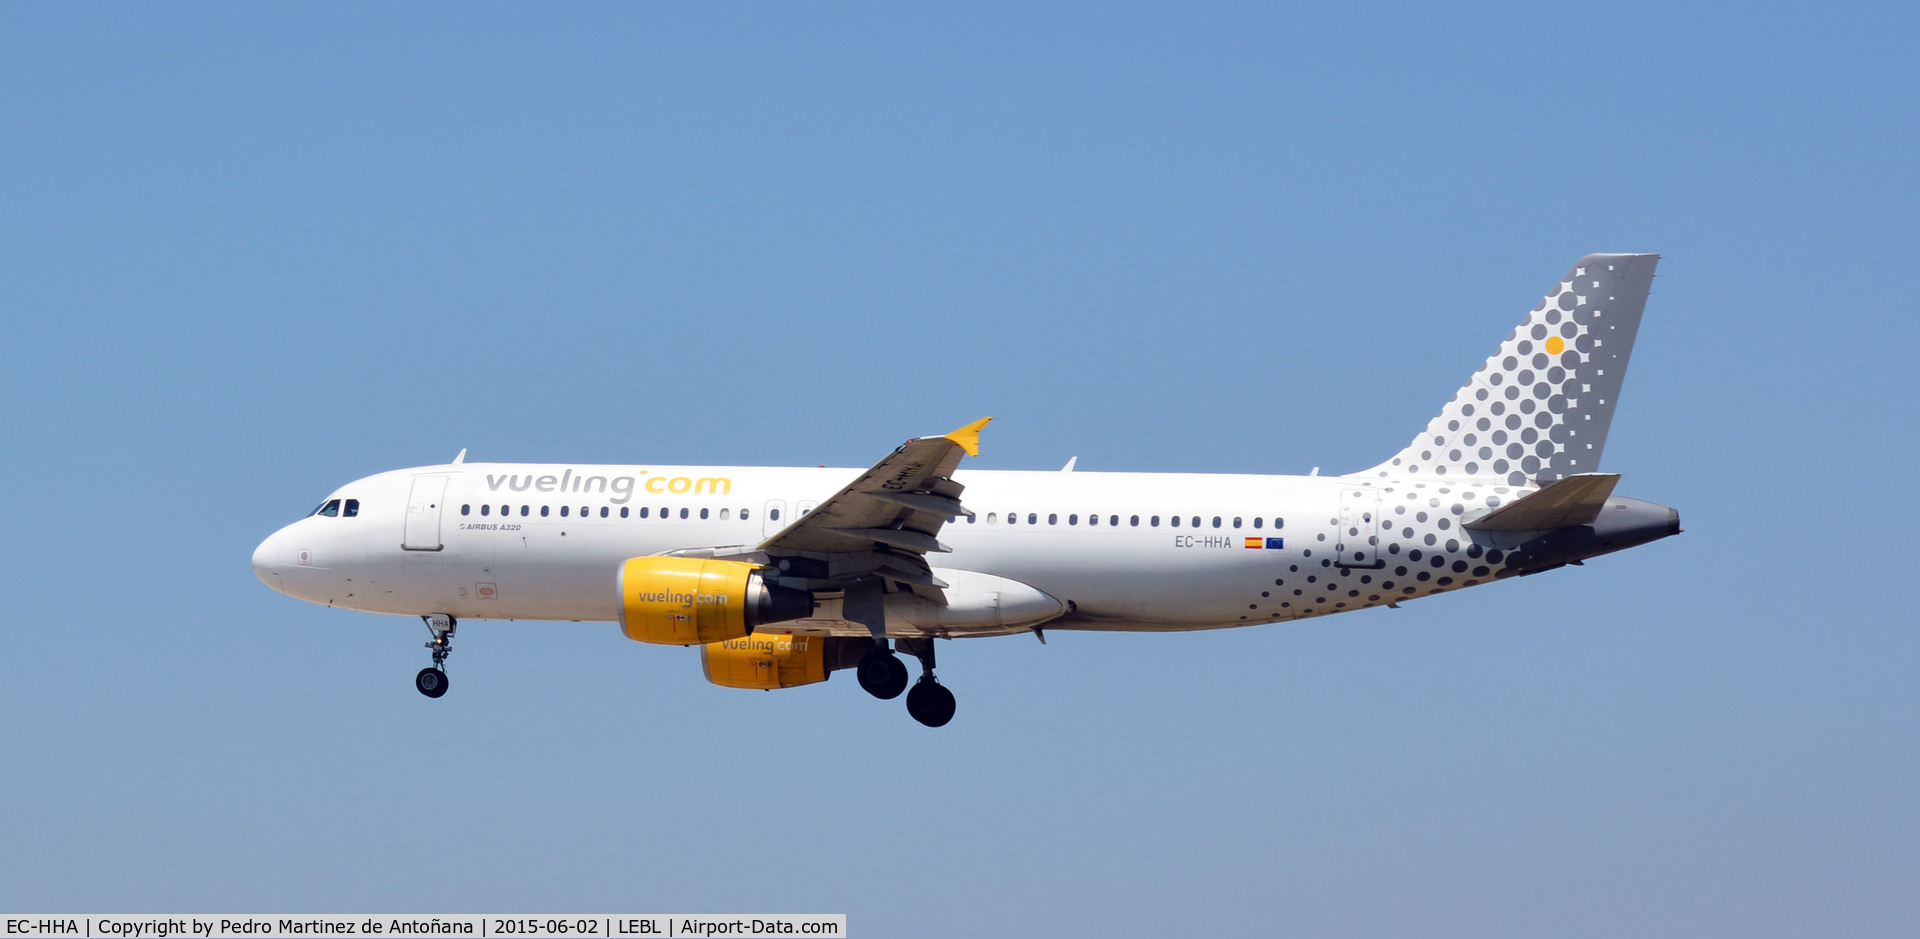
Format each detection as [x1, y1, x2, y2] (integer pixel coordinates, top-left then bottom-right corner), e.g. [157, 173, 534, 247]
[1336, 488, 1384, 568]
[403, 476, 450, 551]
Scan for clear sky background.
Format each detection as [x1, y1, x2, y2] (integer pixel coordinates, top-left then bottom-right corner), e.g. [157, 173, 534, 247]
[3, 3, 1917, 935]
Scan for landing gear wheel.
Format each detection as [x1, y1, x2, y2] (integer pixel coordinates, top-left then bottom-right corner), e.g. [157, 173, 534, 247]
[417, 613, 456, 698]
[415, 667, 449, 698]
[857, 648, 910, 700]
[905, 678, 956, 728]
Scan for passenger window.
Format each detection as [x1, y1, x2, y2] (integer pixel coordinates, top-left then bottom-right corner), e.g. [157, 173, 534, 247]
[1085, 514, 1094, 526]
[521, 505, 530, 517]
[700, 508, 710, 519]
[967, 514, 976, 523]
[319, 499, 341, 517]
[600, 507, 609, 518]
[541, 506, 550, 517]
[1048, 513, 1058, 525]
[560, 506, 569, 517]
[986, 512, 997, 524]
[1192, 516, 1201, 528]
[1150, 516, 1160, 527]
[1028, 513, 1037, 525]
[679, 508, 689, 519]
[501, 505, 509, 517]
[1130, 515, 1139, 526]
[343, 499, 360, 518]
[459, 504, 469, 517]
[620, 507, 629, 518]
[1275, 518, 1286, 529]
[639, 507, 649, 518]
[1212, 516, 1222, 528]
[1253, 517, 1263, 529]
[480, 505, 491, 517]
[741, 509, 750, 521]
[1007, 513, 1018, 525]
[1232, 517, 1241, 528]
[719, 508, 730, 520]
[770, 508, 781, 521]
[580, 506, 588, 517]
[1171, 516, 1180, 527]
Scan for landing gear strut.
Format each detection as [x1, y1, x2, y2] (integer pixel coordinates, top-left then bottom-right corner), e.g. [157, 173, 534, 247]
[856, 641, 910, 700]
[897, 638, 957, 728]
[416, 613, 455, 698]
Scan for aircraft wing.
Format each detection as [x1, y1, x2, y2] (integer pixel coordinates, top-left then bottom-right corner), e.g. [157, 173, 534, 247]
[754, 417, 991, 602]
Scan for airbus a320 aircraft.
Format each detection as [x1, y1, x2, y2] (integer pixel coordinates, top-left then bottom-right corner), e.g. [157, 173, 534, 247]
[253, 254, 1679, 727]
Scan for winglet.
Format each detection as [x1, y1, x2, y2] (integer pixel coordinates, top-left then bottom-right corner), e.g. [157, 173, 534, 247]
[942, 417, 992, 457]
[451, 448, 467, 465]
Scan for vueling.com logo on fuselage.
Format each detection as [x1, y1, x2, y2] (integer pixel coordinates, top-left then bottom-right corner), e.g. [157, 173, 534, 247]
[484, 469, 733, 504]
[635, 589, 731, 609]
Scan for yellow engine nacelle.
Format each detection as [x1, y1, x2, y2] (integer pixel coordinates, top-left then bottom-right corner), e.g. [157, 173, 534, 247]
[702, 634, 829, 689]
[701, 634, 869, 690]
[618, 556, 814, 645]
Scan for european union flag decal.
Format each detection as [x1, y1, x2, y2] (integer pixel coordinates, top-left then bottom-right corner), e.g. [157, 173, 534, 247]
[1265, 537, 1284, 550]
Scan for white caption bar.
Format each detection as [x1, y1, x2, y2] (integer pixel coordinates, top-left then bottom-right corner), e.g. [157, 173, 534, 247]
[1, 917, 845, 939]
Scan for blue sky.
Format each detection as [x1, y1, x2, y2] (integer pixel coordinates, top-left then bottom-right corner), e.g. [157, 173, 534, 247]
[3, 3, 1917, 935]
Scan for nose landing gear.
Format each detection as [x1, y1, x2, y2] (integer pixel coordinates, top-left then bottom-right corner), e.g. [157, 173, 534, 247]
[416, 613, 455, 698]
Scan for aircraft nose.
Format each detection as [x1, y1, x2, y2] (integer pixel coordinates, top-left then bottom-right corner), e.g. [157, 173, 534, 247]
[252, 531, 285, 591]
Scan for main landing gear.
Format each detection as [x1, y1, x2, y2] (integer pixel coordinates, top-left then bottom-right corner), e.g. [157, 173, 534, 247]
[416, 613, 455, 698]
[855, 639, 956, 726]
[856, 643, 910, 700]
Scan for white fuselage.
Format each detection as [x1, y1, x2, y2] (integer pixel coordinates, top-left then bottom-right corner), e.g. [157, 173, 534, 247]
[253, 462, 1540, 637]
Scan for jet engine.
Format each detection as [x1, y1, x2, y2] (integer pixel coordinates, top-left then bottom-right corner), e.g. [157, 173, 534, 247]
[618, 556, 814, 645]
[701, 634, 867, 690]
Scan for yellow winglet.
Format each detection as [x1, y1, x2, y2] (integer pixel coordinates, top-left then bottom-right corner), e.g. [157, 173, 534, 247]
[942, 416, 993, 457]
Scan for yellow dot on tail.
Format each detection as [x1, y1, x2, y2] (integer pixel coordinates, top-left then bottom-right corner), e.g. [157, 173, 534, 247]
[1546, 336, 1565, 355]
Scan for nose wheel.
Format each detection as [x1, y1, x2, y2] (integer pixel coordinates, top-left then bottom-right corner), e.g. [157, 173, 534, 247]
[415, 667, 449, 698]
[417, 613, 456, 698]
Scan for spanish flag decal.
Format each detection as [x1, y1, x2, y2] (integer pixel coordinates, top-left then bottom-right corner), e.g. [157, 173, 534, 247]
[1244, 537, 1263, 549]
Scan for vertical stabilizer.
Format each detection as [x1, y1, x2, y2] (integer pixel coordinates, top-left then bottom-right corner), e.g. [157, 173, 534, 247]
[1352, 253, 1659, 485]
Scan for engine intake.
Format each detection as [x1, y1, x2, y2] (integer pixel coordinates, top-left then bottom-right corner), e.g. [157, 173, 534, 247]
[618, 556, 814, 645]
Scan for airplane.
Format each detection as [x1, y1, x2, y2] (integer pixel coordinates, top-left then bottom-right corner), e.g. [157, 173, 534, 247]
[252, 253, 1680, 727]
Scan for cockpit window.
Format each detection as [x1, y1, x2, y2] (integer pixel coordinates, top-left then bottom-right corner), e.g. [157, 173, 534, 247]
[317, 499, 341, 517]
[343, 499, 360, 518]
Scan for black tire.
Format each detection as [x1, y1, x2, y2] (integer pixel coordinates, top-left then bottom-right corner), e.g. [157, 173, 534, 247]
[906, 678, 956, 727]
[857, 648, 909, 700]
[416, 667, 449, 698]
[882, 654, 910, 699]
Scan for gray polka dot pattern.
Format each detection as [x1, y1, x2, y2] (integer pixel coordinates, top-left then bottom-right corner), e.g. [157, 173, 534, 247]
[1255, 481, 1528, 621]
[1354, 253, 1659, 485]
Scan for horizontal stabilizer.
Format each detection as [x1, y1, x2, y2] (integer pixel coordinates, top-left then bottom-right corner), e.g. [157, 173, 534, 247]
[1465, 473, 1620, 532]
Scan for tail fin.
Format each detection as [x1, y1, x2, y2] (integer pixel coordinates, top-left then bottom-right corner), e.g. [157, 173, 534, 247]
[1352, 253, 1659, 485]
